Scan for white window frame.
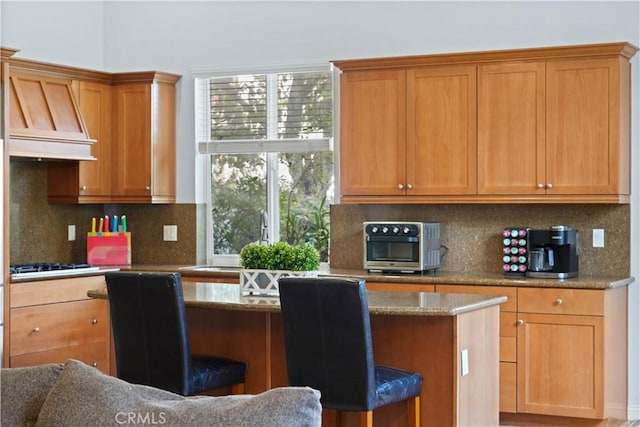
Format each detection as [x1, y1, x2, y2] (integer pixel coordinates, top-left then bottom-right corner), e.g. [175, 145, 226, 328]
[194, 63, 334, 266]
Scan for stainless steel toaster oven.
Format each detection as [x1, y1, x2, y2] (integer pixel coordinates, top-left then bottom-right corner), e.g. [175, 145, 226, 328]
[363, 222, 440, 273]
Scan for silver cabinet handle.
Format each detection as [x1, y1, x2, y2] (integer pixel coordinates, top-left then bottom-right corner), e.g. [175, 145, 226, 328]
[81, 185, 87, 191]
[92, 318, 98, 325]
[398, 184, 404, 190]
[407, 184, 413, 190]
[32, 327, 40, 333]
[516, 320, 524, 326]
[145, 186, 151, 191]
[92, 362, 98, 368]
[555, 298, 563, 305]
[546, 183, 553, 189]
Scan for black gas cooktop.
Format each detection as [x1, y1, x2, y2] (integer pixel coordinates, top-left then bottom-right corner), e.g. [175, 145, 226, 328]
[10, 263, 100, 279]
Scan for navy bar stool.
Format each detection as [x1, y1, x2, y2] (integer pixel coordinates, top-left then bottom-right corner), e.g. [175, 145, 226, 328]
[278, 277, 423, 427]
[105, 271, 247, 396]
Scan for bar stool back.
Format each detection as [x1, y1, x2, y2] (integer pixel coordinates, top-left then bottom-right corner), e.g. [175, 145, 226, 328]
[278, 277, 423, 427]
[105, 271, 246, 396]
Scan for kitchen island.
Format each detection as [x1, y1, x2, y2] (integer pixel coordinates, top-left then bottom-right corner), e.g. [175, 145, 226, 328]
[89, 281, 506, 427]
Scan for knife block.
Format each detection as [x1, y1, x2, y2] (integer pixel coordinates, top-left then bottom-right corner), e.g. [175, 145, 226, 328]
[87, 232, 132, 265]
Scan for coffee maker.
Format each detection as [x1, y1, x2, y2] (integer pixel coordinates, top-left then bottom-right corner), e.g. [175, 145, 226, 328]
[526, 225, 579, 279]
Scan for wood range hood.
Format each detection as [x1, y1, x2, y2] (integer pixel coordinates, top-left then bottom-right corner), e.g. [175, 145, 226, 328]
[8, 70, 96, 161]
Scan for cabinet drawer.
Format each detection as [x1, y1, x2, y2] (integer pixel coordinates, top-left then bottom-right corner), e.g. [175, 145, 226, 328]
[518, 288, 604, 316]
[10, 299, 109, 355]
[500, 362, 517, 413]
[436, 284, 517, 312]
[11, 275, 106, 307]
[500, 337, 516, 362]
[11, 341, 110, 375]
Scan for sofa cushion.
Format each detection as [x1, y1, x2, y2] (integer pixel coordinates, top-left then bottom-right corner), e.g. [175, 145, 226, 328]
[1, 363, 64, 427]
[35, 359, 321, 427]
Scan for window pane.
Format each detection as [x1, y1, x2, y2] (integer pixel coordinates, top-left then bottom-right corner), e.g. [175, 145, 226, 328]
[278, 151, 333, 262]
[211, 154, 266, 255]
[278, 72, 333, 139]
[210, 75, 267, 140]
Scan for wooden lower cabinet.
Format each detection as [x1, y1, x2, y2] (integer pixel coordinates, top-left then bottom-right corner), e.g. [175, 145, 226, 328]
[516, 286, 627, 420]
[517, 312, 603, 418]
[434, 284, 627, 422]
[8, 276, 111, 374]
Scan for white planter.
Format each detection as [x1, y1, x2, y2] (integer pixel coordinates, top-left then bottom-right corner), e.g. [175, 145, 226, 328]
[239, 269, 317, 297]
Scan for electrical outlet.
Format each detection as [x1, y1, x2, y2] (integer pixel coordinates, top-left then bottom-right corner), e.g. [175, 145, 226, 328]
[593, 229, 605, 248]
[461, 348, 469, 376]
[68, 225, 76, 241]
[163, 225, 178, 241]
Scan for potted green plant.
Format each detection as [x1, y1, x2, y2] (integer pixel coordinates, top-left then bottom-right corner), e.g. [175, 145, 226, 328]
[239, 242, 320, 296]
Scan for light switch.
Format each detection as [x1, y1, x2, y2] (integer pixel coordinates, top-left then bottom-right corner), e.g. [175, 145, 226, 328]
[163, 225, 178, 241]
[68, 225, 76, 241]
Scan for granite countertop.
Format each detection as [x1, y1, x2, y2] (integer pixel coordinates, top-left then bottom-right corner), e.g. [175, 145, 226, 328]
[19, 263, 632, 290]
[88, 281, 507, 316]
[123, 265, 634, 290]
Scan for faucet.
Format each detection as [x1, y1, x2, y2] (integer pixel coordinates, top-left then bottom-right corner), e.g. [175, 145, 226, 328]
[259, 210, 269, 244]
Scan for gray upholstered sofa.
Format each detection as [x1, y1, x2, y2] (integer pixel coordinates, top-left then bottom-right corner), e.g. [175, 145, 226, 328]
[1, 359, 321, 427]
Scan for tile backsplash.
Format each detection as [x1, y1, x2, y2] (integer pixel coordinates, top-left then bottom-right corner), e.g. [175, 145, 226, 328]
[12, 161, 631, 277]
[329, 203, 630, 277]
[10, 161, 206, 265]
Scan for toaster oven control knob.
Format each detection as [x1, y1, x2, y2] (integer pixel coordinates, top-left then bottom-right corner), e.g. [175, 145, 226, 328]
[370, 226, 379, 234]
[392, 226, 400, 234]
[402, 226, 411, 234]
[381, 226, 389, 234]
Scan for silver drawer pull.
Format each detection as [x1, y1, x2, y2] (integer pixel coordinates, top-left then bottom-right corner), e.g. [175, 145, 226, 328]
[516, 320, 524, 326]
[92, 362, 98, 368]
[32, 327, 40, 333]
[555, 298, 563, 305]
[92, 318, 98, 325]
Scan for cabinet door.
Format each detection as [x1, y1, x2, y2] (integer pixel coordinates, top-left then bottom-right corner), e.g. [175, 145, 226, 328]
[76, 81, 112, 196]
[407, 65, 476, 195]
[112, 83, 152, 197]
[477, 62, 545, 195]
[546, 58, 622, 195]
[339, 69, 406, 196]
[517, 313, 603, 418]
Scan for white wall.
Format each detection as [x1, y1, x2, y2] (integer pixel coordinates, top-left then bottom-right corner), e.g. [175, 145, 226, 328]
[2, 0, 639, 417]
[0, 1, 105, 70]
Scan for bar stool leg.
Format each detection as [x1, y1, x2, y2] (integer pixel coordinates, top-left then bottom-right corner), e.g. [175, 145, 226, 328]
[359, 410, 373, 427]
[407, 395, 420, 427]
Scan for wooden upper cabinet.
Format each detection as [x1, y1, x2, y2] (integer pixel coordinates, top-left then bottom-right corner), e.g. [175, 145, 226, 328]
[407, 65, 476, 195]
[478, 62, 545, 195]
[48, 81, 113, 203]
[339, 65, 476, 199]
[111, 72, 179, 203]
[335, 42, 636, 204]
[340, 69, 406, 197]
[545, 58, 628, 197]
